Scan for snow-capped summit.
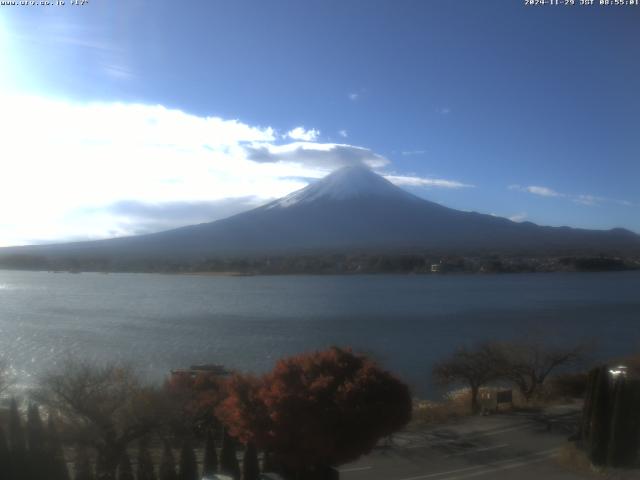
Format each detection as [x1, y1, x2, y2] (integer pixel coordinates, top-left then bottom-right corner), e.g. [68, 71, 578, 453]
[271, 164, 412, 208]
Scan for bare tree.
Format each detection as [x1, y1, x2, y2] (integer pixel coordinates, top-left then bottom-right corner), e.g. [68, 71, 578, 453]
[433, 343, 503, 414]
[34, 359, 168, 480]
[495, 339, 587, 402]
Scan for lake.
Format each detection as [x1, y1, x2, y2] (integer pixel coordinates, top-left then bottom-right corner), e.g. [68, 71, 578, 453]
[1, 270, 639, 397]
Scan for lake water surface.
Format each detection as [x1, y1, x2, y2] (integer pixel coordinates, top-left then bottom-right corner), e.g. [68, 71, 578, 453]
[1, 270, 639, 397]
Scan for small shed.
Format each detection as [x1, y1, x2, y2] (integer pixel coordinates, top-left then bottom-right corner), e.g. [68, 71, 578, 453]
[479, 389, 513, 413]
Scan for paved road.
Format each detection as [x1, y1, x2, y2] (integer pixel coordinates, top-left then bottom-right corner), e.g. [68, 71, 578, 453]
[339, 407, 590, 480]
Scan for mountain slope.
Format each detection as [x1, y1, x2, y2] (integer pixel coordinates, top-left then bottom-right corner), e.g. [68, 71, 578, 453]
[2, 165, 640, 260]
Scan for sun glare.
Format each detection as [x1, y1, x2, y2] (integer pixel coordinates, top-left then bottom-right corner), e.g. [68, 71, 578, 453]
[0, 16, 15, 88]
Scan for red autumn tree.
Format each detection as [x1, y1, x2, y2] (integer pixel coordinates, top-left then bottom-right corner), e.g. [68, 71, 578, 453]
[216, 374, 270, 445]
[164, 370, 225, 434]
[217, 347, 412, 473]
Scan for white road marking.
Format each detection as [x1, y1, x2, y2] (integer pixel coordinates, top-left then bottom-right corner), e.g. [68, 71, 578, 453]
[395, 448, 559, 480]
[404, 423, 533, 450]
[437, 451, 558, 479]
[339, 466, 373, 473]
[444, 443, 509, 457]
[467, 423, 533, 437]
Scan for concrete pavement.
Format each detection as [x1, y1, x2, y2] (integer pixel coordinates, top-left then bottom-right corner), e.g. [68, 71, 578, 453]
[339, 407, 592, 480]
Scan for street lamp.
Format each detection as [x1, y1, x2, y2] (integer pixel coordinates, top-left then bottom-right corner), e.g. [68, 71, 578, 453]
[608, 365, 628, 378]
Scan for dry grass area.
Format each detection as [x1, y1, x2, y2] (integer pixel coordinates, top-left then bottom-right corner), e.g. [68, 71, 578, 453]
[509, 388, 578, 412]
[409, 384, 584, 430]
[409, 388, 484, 429]
[556, 443, 640, 480]
[409, 400, 467, 429]
[556, 443, 599, 477]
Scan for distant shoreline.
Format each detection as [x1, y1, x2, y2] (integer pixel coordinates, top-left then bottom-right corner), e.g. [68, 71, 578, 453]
[0, 252, 639, 276]
[2, 267, 640, 278]
[177, 271, 256, 277]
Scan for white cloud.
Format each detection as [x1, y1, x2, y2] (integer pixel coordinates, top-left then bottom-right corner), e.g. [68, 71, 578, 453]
[509, 184, 634, 208]
[246, 142, 390, 170]
[0, 95, 298, 245]
[439, 107, 451, 115]
[98, 197, 266, 236]
[573, 194, 600, 206]
[338, 129, 348, 138]
[385, 175, 473, 189]
[509, 184, 561, 197]
[286, 126, 320, 141]
[6, 18, 135, 84]
[348, 93, 359, 101]
[103, 64, 135, 80]
[401, 150, 426, 156]
[1, 94, 470, 246]
[526, 186, 561, 197]
[508, 212, 528, 222]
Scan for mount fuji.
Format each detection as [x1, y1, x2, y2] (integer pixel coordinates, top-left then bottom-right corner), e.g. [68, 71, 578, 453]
[2, 165, 639, 262]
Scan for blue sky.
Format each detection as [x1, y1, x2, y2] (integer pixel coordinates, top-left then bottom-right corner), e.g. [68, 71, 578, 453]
[0, 0, 638, 245]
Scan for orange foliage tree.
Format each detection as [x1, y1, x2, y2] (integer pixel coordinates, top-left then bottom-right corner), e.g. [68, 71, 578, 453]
[217, 347, 412, 474]
[164, 370, 225, 435]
